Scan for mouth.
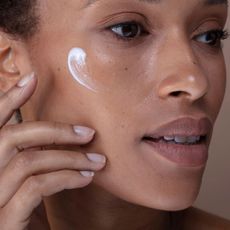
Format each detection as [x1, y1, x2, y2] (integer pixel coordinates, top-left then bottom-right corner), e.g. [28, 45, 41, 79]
[143, 135, 206, 145]
[142, 117, 212, 167]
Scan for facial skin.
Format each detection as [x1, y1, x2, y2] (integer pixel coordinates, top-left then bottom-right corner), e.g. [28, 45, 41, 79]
[7, 0, 228, 228]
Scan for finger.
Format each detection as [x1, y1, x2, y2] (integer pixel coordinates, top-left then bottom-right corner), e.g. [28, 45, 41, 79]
[0, 150, 106, 207]
[0, 121, 95, 166]
[1, 170, 94, 230]
[0, 73, 37, 128]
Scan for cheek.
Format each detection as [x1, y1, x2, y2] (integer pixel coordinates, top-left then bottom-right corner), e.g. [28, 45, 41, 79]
[86, 43, 158, 109]
[205, 56, 226, 120]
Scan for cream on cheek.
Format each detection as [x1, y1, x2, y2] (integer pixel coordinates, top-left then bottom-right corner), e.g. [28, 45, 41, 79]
[67, 47, 152, 102]
[68, 47, 105, 92]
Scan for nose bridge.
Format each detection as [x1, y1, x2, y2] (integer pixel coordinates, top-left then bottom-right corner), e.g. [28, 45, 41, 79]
[156, 31, 209, 102]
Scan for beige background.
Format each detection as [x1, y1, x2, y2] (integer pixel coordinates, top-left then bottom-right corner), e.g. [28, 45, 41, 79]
[195, 12, 230, 220]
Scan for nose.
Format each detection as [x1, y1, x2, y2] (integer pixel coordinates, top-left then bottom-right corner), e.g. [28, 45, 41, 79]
[156, 36, 209, 102]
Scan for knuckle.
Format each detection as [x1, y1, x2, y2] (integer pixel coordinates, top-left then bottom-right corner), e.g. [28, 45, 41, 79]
[51, 122, 60, 143]
[68, 151, 85, 162]
[24, 176, 42, 193]
[50, 121, 61, 132]
[12, 151, 35, 171]
[0, 126, 15, 148]
[67, 152, 94, 168]
[0, 125, 13, 140]
[46, 121, 63, 144]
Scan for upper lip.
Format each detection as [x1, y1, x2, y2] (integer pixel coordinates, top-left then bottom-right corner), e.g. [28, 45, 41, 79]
[144, 117, 213, 139]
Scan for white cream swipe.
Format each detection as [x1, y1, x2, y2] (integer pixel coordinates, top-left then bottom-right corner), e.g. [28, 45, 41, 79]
[68, 47, 98, 92]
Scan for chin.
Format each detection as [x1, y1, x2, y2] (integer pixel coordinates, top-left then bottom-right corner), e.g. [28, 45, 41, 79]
[141, 176, 203, 211]
[145, 190, 200, 211]
[95, 161, 204, 212]
[122, 181, 202, 211]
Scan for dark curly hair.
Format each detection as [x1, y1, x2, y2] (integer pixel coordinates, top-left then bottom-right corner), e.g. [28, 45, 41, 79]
[0, 0, 39, 39]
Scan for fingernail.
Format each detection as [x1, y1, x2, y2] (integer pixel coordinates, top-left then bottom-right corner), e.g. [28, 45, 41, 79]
[80, 171, 95, 177]
[86, 153, 106, 163]
[73, 126, 95, 137]
[17, 72, 35, 88]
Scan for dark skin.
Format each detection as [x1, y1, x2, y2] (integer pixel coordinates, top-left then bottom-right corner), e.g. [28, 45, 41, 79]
[0, 0, 230, 229]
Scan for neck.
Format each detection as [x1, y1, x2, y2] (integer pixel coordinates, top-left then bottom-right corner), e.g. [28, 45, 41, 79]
[44, 184, 171, 230]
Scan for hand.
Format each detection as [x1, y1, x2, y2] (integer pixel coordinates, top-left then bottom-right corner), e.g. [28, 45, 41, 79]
[0, 73, 106, 230]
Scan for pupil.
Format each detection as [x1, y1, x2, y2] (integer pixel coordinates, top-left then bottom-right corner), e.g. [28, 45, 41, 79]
[122, 24, 138, 37]
[207, 32, 216, 43]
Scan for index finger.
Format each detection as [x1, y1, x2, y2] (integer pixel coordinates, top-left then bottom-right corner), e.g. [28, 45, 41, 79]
[0, 73, 37, 128]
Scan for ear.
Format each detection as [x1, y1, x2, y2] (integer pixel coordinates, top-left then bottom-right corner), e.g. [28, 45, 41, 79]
[0, 32, 33, 92]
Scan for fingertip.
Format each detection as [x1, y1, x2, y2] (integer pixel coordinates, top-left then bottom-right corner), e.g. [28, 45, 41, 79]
[73, 126, 95, 138]
[80, 171, 95, 177]
[86, 153, 106, 164]
[17, 72, 36, 88]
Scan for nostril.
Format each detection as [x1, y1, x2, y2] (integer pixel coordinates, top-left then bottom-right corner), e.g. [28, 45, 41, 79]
[170, 91, 182, 97]
[157, 73, 208, 100]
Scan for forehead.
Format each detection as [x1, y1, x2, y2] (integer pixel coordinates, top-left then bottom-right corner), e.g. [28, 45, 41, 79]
[38, 0, 228, 28]
[39, 0, 228, 14]
[85, 0, 228, 7]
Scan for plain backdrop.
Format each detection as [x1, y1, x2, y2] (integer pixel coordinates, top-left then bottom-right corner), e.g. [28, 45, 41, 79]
[195, 10, 230, 220]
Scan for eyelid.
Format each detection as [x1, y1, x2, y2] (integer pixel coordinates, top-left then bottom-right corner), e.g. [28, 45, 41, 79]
[106, 20, 147, 32]
[96, 11, 150, 30]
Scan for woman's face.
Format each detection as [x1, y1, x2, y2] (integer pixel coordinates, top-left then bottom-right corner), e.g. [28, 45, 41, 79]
[23, 0, 227, 210]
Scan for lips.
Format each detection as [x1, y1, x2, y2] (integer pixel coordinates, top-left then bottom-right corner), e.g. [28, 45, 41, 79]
[142, 117, 213, 167]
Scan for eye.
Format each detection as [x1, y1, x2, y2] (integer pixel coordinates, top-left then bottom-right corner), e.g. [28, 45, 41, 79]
[194, 29, 229, 47]
[109, 21, 148, 40]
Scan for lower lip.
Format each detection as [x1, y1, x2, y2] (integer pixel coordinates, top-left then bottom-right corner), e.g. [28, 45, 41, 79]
[143, 140, 208, 167]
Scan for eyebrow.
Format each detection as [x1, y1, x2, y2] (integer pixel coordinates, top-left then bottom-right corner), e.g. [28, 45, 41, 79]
[85, 0, 228, 7]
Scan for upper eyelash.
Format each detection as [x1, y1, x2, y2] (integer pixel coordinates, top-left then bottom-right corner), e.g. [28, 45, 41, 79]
[220, 29, 229, 40]
[194, 29, 229, 48]
[196, 29, 229, 40]
[107, 21, 230, 45]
